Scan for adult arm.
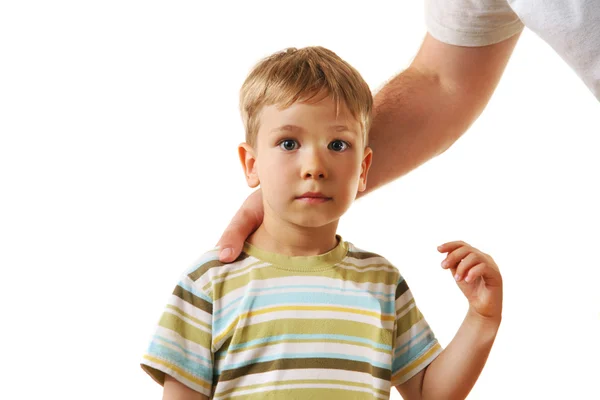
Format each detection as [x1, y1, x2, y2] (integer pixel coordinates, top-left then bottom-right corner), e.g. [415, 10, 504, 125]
[361, 31, 520, 196]
[217, 32, 520, 261]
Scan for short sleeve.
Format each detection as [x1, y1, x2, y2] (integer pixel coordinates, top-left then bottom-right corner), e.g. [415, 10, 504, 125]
[391, 278, 443, 386]
[141, 274, 214, 397]
[425, 0, 524, 47]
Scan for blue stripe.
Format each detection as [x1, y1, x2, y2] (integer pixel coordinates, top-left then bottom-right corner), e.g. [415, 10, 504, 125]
[154, 334, 212, 365]
[392, 334, 437, 372]
[218, 353, 390, 373]
[228, 334, 392, 351]
[147, 342, 212, 381]
[179, 282, 212, 303]
[394, 326, 430, 355]
[214, 292, 394, 329]
[213, 285, 394, 318]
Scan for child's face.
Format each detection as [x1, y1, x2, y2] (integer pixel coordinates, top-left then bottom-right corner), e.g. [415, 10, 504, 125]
[239, 95, 372, 229]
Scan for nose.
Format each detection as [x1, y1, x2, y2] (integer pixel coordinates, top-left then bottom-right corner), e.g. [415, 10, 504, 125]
[301, 149, 327, 180]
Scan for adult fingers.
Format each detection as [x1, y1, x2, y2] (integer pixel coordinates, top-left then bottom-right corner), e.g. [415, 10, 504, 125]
[217, 190, 263, 262]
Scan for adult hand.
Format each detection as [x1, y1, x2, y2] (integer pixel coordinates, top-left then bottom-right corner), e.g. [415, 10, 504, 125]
[216, 189, 264, 262]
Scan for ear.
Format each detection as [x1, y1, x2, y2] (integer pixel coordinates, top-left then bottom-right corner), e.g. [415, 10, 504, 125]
[357, 146, 373, 193]
[238, 143, 260, 188]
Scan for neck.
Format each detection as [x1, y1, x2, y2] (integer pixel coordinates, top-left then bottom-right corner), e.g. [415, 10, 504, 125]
[247, 208, 339, 257]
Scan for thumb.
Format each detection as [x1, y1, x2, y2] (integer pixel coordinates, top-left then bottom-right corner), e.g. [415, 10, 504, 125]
[216, 191, 264, 262]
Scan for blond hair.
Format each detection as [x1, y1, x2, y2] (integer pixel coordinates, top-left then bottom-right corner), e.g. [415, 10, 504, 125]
[240, 46, 372, 147]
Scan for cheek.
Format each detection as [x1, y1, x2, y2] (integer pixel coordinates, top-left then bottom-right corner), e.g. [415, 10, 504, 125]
[257, 155, 295, 189]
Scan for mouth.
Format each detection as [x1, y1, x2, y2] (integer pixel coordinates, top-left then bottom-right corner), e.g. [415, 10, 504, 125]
[296, 192, 332, 203]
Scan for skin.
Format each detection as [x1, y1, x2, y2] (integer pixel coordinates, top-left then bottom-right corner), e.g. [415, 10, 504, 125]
[215, 33, 520, 261]
[163, 31, 520, 400]
[237, 95, 371, 256]
[164, 94, 504, 400]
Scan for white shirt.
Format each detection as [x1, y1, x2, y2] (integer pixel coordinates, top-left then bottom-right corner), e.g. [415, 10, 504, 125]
[425, 0, 600, 100]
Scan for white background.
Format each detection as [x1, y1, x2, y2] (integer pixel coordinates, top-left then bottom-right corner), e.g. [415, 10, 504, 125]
[1, 1, 599, 399]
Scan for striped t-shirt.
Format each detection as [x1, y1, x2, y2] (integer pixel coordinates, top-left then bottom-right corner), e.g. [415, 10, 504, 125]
[141, 236, 442, 399]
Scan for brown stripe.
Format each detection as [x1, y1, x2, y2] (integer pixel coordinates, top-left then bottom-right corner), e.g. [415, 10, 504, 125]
[173, 285, 213, 314]
[346, 250, 383, 260]
[187, 253, 250, 281]
[395, 279, 409, 300]
[219, 357, 391, 382]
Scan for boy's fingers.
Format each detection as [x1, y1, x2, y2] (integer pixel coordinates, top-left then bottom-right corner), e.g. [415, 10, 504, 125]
[454, 252, 478, 281]
[437, 240, 467, 253]
[464, 263, 502, 286]
[441, 245, 471, 269]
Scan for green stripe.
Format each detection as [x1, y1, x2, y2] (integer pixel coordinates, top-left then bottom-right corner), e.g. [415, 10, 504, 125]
[396, 307, 423, 337]
[173, 285, 212, 314]
[215, 379, 390, 398]
[234, 319, 393, 348]
[158, 312, 212, 348]
[219, 357, 391, 382]
[188, 253, 249, 282]
[211, 264, 399, 299]
[347, 250, 383, 260]
[165, 304, 211, 330]
[217, 338, 391, 357]
[395, 298, 415, 316]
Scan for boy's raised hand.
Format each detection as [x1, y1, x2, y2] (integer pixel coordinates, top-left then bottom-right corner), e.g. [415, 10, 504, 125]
[438, 241, 503, 321]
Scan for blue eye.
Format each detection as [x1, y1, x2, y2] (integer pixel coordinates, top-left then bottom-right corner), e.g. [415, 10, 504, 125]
[279, 139, 298, 151]
[329, 140, 349, 152]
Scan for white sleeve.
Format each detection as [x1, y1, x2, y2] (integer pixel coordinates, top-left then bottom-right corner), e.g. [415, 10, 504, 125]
[425, 0, 524, 47]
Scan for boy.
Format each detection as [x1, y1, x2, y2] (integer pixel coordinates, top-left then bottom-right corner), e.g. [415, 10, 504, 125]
[141, 46, 503, 400]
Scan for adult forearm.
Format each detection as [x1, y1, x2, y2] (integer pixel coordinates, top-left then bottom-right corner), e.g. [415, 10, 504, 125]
[421, 310, 500, 400]
[360, 33, 520, 198]
[359, 66, 467, 197]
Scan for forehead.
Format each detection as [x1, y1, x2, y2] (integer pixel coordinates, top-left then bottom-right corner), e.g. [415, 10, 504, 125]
[258, 96, 360, 132]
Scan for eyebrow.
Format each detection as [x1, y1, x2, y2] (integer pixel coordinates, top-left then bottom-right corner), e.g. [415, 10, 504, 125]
[270, 124, 355, 133]
[270, 124, 303, 134]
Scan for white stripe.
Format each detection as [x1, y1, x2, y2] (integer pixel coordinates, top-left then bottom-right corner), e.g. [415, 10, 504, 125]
[155, 325, 213, 358]
[396, 319, 431, 356]
[393, 341, 442, 386]
[152, 333, 212, 370]
[193, 257, 264, 290]
[395, 289, 415, 313]
[396, 298, 417, 319]
[215, 367, 391, 393]
[163, 307, 212, 335]
[338, 262, 398, 274]
[210, 260, 271, 286]
[240, 308, 395, 330]
[168, 294, 212, 325]
[215, 275, 396, 310]
[142, 359, 211, 396]
[223, 341, 391, 368]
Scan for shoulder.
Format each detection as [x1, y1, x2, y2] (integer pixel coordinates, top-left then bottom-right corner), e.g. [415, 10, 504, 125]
[182, 248, 254, 295]
[344, 241, 403, 283]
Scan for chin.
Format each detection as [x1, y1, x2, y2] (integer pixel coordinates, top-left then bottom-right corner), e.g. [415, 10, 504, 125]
[290, 214, 340, 229]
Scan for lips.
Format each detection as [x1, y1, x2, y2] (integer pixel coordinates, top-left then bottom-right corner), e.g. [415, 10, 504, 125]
[298, 192, 329, 198]
[296, 192, 332, 203]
